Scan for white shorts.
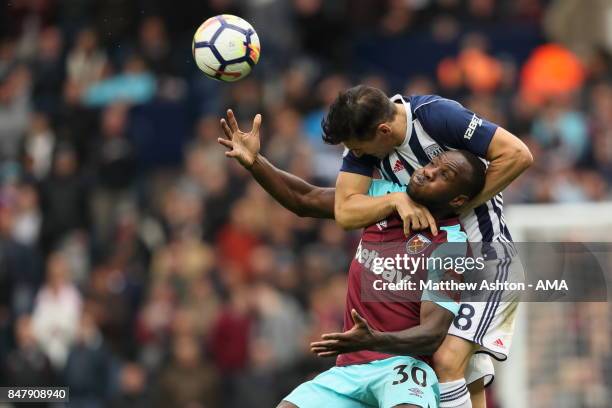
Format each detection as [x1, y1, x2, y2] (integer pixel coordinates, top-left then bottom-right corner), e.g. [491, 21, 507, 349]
[448, 256, 524, 361]
[447, 256, 524, 387]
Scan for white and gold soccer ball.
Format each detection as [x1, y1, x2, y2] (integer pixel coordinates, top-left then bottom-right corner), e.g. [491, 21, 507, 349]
[192, 15, 261, 82]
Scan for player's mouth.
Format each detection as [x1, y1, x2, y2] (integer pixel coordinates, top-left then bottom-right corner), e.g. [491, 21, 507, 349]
[412, 172, 426, 186]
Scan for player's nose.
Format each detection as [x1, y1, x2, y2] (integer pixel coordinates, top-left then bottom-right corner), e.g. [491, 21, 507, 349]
[422, 166, 436, 180]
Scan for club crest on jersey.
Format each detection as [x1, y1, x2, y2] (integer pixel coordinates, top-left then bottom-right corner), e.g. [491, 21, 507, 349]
[406, 234, 431, 254]
[424, 144, 444, 161]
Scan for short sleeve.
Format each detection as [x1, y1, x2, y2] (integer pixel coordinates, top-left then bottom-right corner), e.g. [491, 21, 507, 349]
[414, 98, 498, 158]
[420, 224, 467, 315]
[340, 149, 378, 177]
[421, 296, 460, 316]
[367, 179, 407, 197]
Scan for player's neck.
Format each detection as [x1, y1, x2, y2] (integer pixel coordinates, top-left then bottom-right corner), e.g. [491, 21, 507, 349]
[418, 201, 455, 221]
[431, 208, 456, 221]
[391, 104, 408, 146]
[408, 188, 456, 220]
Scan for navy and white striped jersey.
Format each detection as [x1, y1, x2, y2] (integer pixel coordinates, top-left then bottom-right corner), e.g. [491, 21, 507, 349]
[340, 94, 513, 245]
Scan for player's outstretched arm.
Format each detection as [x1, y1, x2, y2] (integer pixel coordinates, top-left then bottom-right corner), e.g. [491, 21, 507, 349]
[218, 110, 335, 218]
[310, 303, 452, 357]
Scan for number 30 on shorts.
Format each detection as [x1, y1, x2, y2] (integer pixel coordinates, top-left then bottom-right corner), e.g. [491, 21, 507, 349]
[453, 304, 475, 331]
[392, 364, 428, 387]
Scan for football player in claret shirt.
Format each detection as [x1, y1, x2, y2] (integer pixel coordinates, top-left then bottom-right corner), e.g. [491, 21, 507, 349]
[279, 149, 484, 408]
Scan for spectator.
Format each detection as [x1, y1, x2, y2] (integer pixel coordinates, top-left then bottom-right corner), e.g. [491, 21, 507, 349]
[31, 251, 82, 370]
[0, 192, 41, 315]
[155, 334, 219, 408]
[0, 65, 31, 161]
[90, 103, 136, 243]
[21, 112, 56, 181]
[3, 315, 55, 388]
[139, 16, 175, 77]
[250, 282, 307, 371]
[134, 282, 175, 370]
[530, 96, 589, 170]
[66, 28, 107, 91]
[12, 182, 42, 247]
[63, 307, 113, 408]
[31, 26, 64, 114]
[39, 145, 89, 253]
[208, 286, 252, 375]
[110, 362, 152, 408]
[82, 55, 156, 108]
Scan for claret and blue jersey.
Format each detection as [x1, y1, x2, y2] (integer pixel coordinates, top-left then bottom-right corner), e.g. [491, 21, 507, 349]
[338, 182, 465, 368]
[341, 94, 513, 246]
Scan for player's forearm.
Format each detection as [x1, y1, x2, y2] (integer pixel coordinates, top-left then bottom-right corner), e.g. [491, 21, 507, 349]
[334, 193, 399, 230]
[370, 319, 451, 356]
[464, 137, 533, 212]
[249, 154, 335, 218]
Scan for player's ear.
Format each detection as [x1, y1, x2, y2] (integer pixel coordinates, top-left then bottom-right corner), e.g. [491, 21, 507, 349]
[377, 123, 392, 136]
[449, 194, 469, 208]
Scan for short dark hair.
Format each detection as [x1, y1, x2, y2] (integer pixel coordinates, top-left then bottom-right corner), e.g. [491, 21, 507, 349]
[321, 85, 396, 145]
[456, 150, 487, 199]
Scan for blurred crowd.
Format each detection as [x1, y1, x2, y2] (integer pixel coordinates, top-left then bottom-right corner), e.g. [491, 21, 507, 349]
[1, 0, 611, 407]
[528, 302, 611, 408]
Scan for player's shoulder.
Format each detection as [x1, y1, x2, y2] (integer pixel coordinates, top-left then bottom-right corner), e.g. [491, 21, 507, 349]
[434, 219, 467, 243]
[407, 94, 463, 115]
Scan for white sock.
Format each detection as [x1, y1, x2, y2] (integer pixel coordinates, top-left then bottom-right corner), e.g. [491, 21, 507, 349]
[439, 379, 471, 407]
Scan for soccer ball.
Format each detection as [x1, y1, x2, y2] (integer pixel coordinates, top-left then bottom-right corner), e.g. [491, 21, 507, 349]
[192, 15, 260, 82]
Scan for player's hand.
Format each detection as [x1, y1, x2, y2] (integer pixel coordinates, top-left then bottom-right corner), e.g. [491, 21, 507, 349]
[310, 309, 377, 357]
[218, 109, 262, 168]
[390, 192, 437, 237]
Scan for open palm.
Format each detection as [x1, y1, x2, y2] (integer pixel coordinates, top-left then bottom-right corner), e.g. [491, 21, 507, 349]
[218, 109, 262, 168]
[310, 309, 376, 357]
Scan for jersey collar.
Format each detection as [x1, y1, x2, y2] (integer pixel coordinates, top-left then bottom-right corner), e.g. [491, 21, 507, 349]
[390, 94, 413, 145]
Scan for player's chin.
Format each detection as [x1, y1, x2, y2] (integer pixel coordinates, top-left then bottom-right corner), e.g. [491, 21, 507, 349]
[408, 181, 425, 197]
[409, 185, 434, 208]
